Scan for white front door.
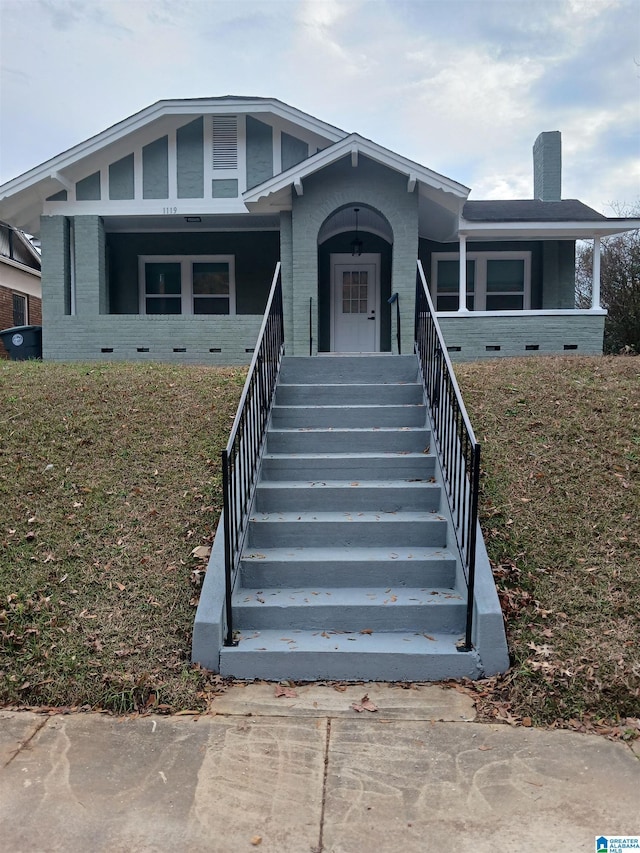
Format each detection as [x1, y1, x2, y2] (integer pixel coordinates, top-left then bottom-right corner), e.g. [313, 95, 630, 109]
[331, 253, 380, 352]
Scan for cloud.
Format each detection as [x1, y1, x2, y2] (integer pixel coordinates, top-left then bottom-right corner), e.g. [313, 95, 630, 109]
[1, 0, 637, 212]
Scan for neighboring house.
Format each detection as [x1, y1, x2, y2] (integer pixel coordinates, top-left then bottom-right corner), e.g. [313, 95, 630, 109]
[0, 221, 41, 358]
[0, 97, 637, 363]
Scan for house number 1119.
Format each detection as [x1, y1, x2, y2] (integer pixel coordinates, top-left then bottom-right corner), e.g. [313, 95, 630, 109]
[162, 206, 178, 214]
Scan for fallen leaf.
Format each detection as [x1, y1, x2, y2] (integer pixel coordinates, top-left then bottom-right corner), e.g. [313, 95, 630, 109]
[352, 694, 378, 713]
[250, 837, 262, 847]
[191, 545, 211, 560]
[274, 684, 298, 699]
[115, 582, 126, 591]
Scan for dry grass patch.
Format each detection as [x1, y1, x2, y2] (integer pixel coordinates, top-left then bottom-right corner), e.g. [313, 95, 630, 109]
[456, 355, 640, 725]
[0, 361, 244, 712]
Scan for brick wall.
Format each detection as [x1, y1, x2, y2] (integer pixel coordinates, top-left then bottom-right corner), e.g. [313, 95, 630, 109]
[0, 286, 43, 358]
[438, 311, 605, 360]
[41, 313, 263, 364]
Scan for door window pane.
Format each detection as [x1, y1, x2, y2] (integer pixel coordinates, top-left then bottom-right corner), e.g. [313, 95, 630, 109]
[342, 270, 368, 313]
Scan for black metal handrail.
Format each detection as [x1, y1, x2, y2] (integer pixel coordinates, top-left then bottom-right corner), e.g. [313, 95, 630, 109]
[222, 263, 284, 645]
[388, 292, 401, 354]
[415, 260, 480, 650]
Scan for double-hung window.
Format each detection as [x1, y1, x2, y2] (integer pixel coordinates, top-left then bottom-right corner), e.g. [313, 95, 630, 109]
[431, 252, 531, 312]
[139, 255, 235, 315]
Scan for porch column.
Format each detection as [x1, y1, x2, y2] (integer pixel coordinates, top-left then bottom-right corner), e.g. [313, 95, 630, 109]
[74, 216, 107, 316]
[591, 235, 601, 309]
[458, 235, 469, 312]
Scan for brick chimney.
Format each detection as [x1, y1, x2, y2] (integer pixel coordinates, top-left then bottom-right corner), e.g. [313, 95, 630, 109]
[533, 131, 561, 201]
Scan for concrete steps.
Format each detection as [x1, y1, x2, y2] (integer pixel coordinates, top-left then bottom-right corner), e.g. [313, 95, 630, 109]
[218, 355, 481, 681]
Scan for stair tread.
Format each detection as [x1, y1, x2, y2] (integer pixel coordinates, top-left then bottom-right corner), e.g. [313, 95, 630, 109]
[273, 403, 424, 409]
[234, 587, 464, 606]
[256, 479, 437, 489]
[249, 510, 444, 522]
[278, 382, 423, 387]
[263, 451, 432, 459]
[242, 545, 456, 562]
[225, 628, 467, 652]
[269, 426, 427, 432]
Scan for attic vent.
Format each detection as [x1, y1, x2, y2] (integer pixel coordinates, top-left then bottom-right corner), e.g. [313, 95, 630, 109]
[212, 116, 238, 170]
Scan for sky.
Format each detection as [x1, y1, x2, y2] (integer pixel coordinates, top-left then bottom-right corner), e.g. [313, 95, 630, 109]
[0, 0, 639, 214]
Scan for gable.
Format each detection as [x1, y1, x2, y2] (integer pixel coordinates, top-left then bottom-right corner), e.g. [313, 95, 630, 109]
[0, 98, 346, 235]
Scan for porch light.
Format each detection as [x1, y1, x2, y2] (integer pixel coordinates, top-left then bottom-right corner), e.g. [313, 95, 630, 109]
[351, 208, 363, 256]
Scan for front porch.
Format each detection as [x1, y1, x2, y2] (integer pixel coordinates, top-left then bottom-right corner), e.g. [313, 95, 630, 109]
[437, 309, 606, 361]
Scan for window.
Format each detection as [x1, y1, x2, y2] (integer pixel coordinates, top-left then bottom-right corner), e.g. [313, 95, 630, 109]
[139, 256, 235, 315]
[431, 252, 530, 312]
[12, 293, 27, 326]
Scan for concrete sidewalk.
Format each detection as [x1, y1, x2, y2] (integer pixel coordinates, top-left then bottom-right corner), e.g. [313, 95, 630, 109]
[1, 683, 638, 853]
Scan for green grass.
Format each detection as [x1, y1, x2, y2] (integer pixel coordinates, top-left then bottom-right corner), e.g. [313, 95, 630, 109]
[1, 355, 638, 725]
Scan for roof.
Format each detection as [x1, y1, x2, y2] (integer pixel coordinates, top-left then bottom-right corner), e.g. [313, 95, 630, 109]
[462, 199, 608, 222]
[0, 96, 347, 200]
[0, 221, 41, 271]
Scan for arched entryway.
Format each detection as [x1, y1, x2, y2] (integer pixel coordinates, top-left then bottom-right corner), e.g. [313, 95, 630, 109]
[317, 205, 393, 353]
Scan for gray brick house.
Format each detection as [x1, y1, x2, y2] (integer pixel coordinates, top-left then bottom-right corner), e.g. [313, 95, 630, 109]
[0, 97, 637, 362]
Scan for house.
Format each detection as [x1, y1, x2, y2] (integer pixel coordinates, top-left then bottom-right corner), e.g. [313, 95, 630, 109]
[0, 221, 41, 358]
[0, 96, 637, 363]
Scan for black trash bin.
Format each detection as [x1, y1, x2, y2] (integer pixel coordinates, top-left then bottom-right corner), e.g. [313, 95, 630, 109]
[0, 325, 43, 360]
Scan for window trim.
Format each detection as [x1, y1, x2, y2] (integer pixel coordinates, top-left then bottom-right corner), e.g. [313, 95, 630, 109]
[138, 255, 236, 316]
[431, 251, 531, 311]
[12, 292, 27, 326]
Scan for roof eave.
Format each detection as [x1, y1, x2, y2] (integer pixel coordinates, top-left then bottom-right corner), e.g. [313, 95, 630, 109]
[458, 218, 640, 239]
